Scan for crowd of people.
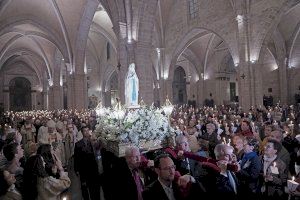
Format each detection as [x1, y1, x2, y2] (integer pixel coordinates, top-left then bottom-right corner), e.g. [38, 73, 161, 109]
[0, 104, 299, 200]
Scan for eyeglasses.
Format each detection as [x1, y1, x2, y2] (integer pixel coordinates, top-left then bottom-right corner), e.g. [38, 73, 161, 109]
[160, 165, 176, 171]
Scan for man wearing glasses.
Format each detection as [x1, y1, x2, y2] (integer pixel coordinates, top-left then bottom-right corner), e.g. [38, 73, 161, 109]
[143, 154, 200, 200]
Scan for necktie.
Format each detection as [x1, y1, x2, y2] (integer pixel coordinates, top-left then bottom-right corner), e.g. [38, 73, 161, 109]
[132, 169, 143, 200]
[227, 171, 237, 194]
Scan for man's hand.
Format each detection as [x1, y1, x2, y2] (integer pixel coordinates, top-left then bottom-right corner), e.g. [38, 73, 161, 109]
[177, 150, 184, 159]
[177, 174, 193, 188]
[217, 160, 228, 173]
[147, 160, 154, 167]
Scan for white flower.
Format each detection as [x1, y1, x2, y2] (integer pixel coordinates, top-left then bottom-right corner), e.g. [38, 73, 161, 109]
[95, 106, 174, 146]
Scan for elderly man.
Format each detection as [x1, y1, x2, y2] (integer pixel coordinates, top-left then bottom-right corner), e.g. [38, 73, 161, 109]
[112, 146, 144, 200]
[213, 143, 239, 199]
[174, 135, 198, 176]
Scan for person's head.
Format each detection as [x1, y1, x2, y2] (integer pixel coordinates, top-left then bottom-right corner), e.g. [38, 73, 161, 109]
[154, 154, 176, 184]
[55, 121, 64, 133]
[206, 123, 216, 135]
[81, 126, 91, 138]
[0, 169, 15, 196]
[268, 129, 283, 142]
[5, 129, 22, 145]
[241, 120, 251, 132]
[35, 119, 41, 125]
[175, 135, 190, 151]
[3, 170, 15, 185]
[264, 138, 282, 158]
[3, 142, 24, 162]
[25, 119, 32, 126]
[243, 137, 259, 154]
[189, 119, 196, 127]
[161, 136, 175, 148]
[264, 125, 273, 137]
[47, 120, 56, 133]
[214, 144, 234, 161]
[125, 146, 141, 170]
[232, 135, 244, 152]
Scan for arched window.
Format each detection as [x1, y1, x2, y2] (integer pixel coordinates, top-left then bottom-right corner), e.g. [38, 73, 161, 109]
[172, 66, 187, 105]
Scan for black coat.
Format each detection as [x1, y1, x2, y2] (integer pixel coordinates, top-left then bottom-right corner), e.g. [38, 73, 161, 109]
[111, 158, 142, 200]
[142, 180, 182, 200]
[74, 139, 99, 180]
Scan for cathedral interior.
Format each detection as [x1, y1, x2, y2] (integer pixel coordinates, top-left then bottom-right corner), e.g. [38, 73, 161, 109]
[0, 0, 299, 111]
[1, 1, 300, 200]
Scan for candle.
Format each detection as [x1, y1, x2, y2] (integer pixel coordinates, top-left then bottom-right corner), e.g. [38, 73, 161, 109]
[292, 176, 295, 181]
[222, 137, 226, 143]
[273, 162, 276, 168]
[228, 139, 231, 145]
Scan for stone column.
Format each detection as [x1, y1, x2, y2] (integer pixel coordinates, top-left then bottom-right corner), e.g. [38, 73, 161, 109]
[66, 73, 73, 109]
[72, 73, 87, 109]
[253, 62, 263, 106]
[279, 58, 288, 104]
[3, 86, 9, 111]
[197, 78, 204, 106]
[48, 85, 63, 110]
[31, 89, 37, 110]
[236, 4, 253, 110]
[42, 89, 48, 110]
[117, 39, 129, 104]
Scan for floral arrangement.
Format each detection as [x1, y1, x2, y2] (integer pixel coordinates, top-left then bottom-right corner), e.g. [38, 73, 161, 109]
[95, 105, 175, 147]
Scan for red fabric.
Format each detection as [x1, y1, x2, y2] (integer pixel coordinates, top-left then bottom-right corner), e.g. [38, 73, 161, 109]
[140, 155, 149, 168]
[164, 147, 238, 172]
[240, 130, 253, 137]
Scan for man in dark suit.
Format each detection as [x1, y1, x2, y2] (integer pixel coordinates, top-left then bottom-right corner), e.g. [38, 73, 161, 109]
[214, 144, 239, 199]
[143, 154, 201, 200]
[110, 146, 146, 200]
[174, 135, 198, 176]
[74, 126, 100, 200]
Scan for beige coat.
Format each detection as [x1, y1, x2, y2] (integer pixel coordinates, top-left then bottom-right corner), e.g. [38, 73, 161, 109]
[37, 172, 71, 200]
[0, 191, 22, 200]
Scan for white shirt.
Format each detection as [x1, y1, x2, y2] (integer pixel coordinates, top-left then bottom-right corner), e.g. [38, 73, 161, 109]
[158, 178, 176, 200]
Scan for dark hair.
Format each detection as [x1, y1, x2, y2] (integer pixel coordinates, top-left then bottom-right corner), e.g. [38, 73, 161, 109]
[245, 137, 259, 152]
[0, 169, 10, 196]
[37, 144, 55, 176]
[81, 126, 89, 133]
[5, 129, 18, 145]
[154, 154, 170, 168]
[0, 139, 5, 152]
[3, 142, 18, 161]
[23, 155, 49, 200]
[267, 138, 282, 153]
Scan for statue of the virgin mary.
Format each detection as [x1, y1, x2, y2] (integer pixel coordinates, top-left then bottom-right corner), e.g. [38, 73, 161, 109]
[125, 63, 139, 108]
